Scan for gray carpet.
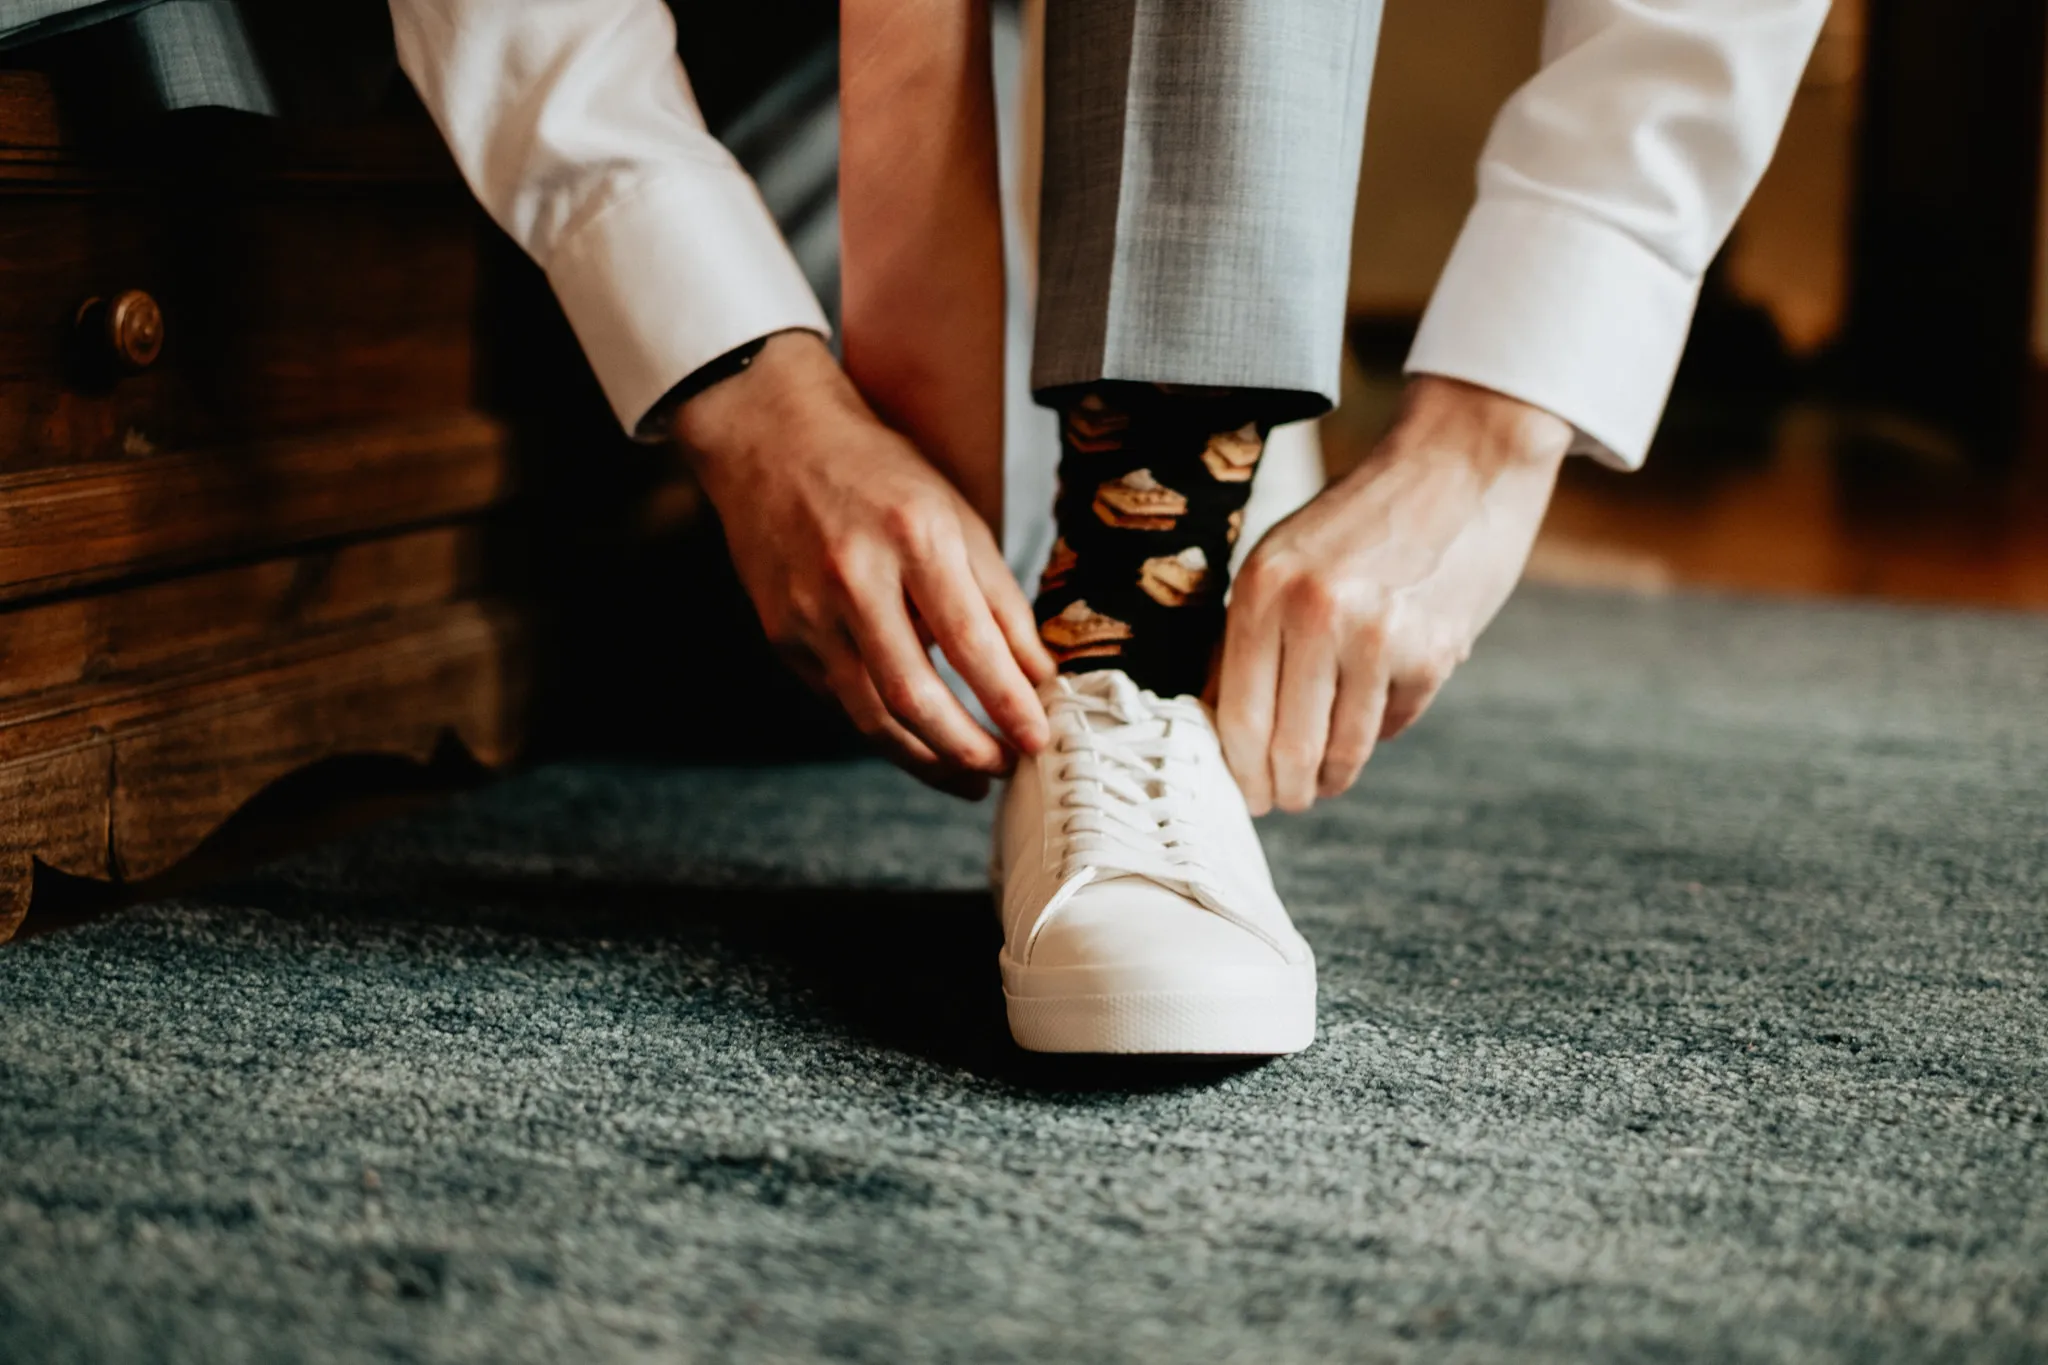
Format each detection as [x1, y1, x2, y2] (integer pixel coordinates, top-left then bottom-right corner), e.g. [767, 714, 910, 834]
[3, 587, 2045, 1364]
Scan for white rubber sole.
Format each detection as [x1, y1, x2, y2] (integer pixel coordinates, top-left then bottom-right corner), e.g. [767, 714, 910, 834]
[1000, 954, 1316, 1055]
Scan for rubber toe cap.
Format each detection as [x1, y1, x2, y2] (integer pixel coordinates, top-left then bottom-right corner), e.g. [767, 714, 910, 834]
[1025, 875, 1290, 970]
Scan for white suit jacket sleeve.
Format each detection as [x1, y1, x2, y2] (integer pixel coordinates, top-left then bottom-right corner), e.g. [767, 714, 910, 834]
[1405, 0, 1831, 468]
[388, 0, 830, 435]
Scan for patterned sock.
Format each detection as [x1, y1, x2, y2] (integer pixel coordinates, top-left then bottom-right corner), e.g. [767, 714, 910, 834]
[1033, 382, 1275, 698]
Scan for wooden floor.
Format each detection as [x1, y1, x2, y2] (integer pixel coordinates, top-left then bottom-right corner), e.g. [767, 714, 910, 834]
[1534, 415, 2048, 609]
[1324, 368, 2048, 612]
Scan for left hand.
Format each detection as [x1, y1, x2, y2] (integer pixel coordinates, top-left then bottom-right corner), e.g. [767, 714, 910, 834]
[1218, 376, 1572, 814]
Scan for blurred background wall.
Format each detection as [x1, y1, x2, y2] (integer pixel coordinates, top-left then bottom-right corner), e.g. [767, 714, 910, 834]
[1328, 0, 2048, 608]
[1344, 0, 1866, 352]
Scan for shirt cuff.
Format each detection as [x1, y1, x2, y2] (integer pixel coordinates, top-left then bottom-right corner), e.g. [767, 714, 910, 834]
[543, 166, 831, 437]
[1404, 196, 1701, 470]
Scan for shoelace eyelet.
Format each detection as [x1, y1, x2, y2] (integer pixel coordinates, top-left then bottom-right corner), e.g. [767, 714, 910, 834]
[1042, 686, 1220, 890]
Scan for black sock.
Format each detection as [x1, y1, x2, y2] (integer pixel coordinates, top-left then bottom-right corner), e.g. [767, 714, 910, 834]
[1033, 382, 1276, 698]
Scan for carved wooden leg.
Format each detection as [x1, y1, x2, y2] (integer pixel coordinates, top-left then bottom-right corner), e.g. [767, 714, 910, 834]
[0, 748, 115, 941]
[0, 602, 523, 943]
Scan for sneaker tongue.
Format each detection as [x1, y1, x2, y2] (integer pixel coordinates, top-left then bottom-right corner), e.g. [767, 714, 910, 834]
[1086, 669, 1148, 724]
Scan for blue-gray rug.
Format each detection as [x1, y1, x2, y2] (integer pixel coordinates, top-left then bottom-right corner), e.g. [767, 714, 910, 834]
[3, 587, 2044, 1363]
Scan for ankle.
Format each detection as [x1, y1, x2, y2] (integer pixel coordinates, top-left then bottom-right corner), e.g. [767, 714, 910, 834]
[1034, 383, 1293, 696]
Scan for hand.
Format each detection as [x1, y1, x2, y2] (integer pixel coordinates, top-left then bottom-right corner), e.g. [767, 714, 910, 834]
[672, 332, 1055, 799]
[1218, 376, 1571, 814]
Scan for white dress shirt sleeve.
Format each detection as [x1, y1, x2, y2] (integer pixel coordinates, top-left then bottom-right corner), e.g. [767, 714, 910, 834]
[1404, 0, 1831, 468]
[388, 0, 830, 436]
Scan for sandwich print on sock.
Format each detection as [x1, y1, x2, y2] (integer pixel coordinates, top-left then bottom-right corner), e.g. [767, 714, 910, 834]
[1038, 536, 1079, 593]
[1034, 382, 1272, 697]
[1201, 424, 1262, 482]
[1040, 599, 1134, 662]
[1139, 546, 1213, 607]
[1065, 391, 1131, 453]
[1093, 468, 1188, 531]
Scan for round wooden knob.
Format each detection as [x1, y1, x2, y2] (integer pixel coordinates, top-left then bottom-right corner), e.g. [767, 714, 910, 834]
[76, 290, 164, 372]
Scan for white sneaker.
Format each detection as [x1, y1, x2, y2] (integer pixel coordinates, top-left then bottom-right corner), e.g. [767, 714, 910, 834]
[992, 669, 1316, 1055]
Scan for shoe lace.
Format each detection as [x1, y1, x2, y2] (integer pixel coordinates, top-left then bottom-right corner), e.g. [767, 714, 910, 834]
[1046, 682, 1212, 892]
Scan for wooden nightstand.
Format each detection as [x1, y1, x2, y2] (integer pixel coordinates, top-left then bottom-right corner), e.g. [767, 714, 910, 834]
[0, 71, 530, 940]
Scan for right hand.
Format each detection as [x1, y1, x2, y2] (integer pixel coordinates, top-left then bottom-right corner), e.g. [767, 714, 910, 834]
[671, 331, 1055, 799]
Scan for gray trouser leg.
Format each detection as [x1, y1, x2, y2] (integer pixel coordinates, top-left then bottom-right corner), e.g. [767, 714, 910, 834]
[1032, 0, 1382, 414]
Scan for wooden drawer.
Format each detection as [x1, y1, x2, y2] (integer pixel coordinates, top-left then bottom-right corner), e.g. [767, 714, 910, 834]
[0, 523, 485, 706]
[0, 71, 483, 476]
[0, 187, 482, 477]
[0, 411, 513, 603]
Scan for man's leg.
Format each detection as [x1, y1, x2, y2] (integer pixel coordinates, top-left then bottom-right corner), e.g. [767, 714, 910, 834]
[1035, 0, 1378, 407]
[1027, 0, 1381, 698]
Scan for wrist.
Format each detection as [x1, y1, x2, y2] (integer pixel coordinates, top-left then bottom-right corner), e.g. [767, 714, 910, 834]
[668, 330, 863, 484]
[1396, 375, 1572, 474]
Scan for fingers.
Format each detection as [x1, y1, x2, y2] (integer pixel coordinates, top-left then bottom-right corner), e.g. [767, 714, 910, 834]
[815, 635, 992, 799]
[1218, 579, 1284, 816]
[967, 531, 1057, 686]
[1228, 553, 1408, 811]
[814, 635, 943, 767]
[1269, 629, 1338, 814]
[905, 537, 1051, 756]
[1318, 632, 1391, 800]
[1380, 657, 1450, 741]
[842, 570, 1010, 775]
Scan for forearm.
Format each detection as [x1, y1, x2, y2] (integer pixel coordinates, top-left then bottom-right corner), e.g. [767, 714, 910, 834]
[387, 0, 827, 434]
